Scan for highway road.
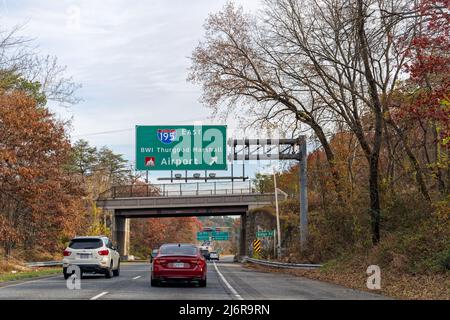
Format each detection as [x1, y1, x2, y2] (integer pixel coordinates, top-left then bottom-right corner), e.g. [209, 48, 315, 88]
[0, 256, 386, 300]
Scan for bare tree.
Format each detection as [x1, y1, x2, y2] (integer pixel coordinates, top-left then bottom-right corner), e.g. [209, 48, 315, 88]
[0, 24, 80, 105]
[188, 3, 344, 196]
[258, 0, 433, 243]
[190, 0, 438, 244]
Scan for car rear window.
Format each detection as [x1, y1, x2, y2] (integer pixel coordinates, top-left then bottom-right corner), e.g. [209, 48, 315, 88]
[69, 239, 103, 249]
[159, 245, 197, 256]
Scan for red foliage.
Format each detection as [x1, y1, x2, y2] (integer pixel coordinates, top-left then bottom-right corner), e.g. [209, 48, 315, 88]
[398, 0, 450, 139]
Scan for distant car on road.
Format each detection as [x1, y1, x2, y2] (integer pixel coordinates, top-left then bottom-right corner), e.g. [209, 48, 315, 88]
[200, 248, 211, 260]
[151, 243, 207, 287]
[209, 251, 219, 261]
[62, 236, 120, 279]
[150, 249, 159, 262]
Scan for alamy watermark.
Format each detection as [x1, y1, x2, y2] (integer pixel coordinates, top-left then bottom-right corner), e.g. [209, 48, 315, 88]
[366, 265, 381, 290]
[66, 5, 81, 31]
[66, 265, 81, 290]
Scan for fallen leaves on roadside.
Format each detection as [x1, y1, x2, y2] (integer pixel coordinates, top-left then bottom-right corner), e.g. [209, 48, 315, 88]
[244, 263, 450, 300]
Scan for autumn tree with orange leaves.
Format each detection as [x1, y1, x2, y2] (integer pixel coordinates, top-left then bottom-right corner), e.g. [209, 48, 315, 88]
[0, 92, 85, 257]
[130, 217, 202, 258]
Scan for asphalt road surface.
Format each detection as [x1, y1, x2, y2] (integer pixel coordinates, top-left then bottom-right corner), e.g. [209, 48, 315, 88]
[0, 256, 386, 300]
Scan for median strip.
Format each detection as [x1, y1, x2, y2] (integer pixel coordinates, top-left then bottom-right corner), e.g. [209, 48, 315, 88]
[90, 291, 108, 300]
[213, 262, 243, 300]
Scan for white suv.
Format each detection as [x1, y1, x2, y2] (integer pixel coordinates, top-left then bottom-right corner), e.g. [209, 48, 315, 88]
[63, 236, 120, 279]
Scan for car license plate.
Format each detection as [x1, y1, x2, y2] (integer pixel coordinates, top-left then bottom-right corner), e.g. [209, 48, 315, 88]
[173, 262, 185, 268]
[79, 254, 91, 259]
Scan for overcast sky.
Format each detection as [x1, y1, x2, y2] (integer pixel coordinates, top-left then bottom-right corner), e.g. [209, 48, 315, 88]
[1, 0, 290, 181]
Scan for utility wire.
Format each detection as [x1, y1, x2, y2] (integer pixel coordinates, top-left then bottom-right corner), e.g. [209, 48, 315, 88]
[72, 128, 133, 138]
[71, 116, 212, 138]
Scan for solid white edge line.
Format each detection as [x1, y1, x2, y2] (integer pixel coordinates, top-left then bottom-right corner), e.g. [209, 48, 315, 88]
[0, 275, 61, 290]
[132, 276, 142, 280]
[213, 262, 243, 300]
[90, 291, 108, 300]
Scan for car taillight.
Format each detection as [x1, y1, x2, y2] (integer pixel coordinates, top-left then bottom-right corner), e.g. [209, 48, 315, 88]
[98, 249, 109, 256]
[63, 250, 71, 257]
[154, 259, 166, 265]
[190, 259, 199, 265]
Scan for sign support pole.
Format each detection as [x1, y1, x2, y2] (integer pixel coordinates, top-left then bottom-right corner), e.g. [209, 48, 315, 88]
[273, 170, 282, 259]
[299, 137, 308, 250]
[273, 229, 276, 258]
[231, 136, 309, 254]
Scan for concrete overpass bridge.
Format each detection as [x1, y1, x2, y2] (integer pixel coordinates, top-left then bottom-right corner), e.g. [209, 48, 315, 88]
[96, 181, 280, 258]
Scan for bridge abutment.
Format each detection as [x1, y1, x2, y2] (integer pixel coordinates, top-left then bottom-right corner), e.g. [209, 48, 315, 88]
[113, 213, 130, 258]
[239, 213, 247, 257]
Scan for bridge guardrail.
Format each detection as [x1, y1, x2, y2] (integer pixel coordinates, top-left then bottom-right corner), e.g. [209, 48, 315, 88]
[98, 181, 257, 199]
[246, 257, 322, 269]
[25, 261, 62, 267]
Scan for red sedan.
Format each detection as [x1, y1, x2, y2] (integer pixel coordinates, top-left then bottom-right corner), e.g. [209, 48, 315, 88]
[151, 243, 207, 287]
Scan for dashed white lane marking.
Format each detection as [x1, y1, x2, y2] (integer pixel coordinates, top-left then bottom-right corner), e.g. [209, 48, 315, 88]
[90, 291, 108, 300]
[132, 276, 142, 280]
[213, 262, 243, 300]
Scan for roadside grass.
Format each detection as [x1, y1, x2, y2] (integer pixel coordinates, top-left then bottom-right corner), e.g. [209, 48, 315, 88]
[0, 267, 60, 283]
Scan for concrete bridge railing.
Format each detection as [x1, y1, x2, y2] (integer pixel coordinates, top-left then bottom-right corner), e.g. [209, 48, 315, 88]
[98, 181, 256, 199]
[96, 193, 277, 212]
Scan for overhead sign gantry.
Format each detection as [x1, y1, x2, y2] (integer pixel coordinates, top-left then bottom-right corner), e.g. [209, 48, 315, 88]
[231, 137, 309, 250]
[134, 124, 308, 250]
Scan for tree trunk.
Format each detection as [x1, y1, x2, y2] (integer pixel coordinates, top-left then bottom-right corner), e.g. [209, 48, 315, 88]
[357, 0, 383, 244]
[433, 124, 446, 195]
[310, 120, 343, 200]
[4, 241, 12, 257]
[369, 155, 381, 244]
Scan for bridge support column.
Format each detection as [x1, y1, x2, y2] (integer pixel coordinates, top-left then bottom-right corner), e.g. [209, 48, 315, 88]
[113, 214, 130, 258]
[239, 213, 247, 258]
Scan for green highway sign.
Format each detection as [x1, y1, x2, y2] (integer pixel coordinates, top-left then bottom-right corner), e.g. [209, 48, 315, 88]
[197, 231, 210, 241]
[256, 230, 274, 238]
[196, 231, 229, 241]
[213, 231, 229, 241]
[136, 125, 227, 171]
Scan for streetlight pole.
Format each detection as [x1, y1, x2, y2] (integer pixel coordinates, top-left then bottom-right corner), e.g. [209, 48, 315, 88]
[299, 137, 308, 250]
[273, 228, 276, 258]
[273, 169, 282, 259]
